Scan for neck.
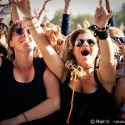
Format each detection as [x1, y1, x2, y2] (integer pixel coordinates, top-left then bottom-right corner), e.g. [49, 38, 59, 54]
[83, 66, 94, 74]
[13, 55, 33, 71]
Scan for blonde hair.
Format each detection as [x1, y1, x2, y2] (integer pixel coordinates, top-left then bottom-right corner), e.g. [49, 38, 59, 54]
[109, 27, 124, 37]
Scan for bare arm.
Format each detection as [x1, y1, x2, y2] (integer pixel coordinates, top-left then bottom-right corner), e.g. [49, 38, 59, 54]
[10, 3, 20, 22]
[9, 0, 64, 81]
[37, 0, 53, 24]
[94, 0, 116, 92]
[63, 0, 72, 14]
[0, 68, 60, 125]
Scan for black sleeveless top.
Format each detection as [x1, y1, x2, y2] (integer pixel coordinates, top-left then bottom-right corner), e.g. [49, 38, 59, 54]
[0, 57, 54, 124]
[55, 70, 114, 125]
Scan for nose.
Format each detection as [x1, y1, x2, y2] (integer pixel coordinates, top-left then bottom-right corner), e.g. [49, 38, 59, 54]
[23, 29, 29, 37]
[82, 40, 88, 46]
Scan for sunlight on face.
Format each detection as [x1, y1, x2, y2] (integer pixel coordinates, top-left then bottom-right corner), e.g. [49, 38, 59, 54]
[73, 33, 99, 67]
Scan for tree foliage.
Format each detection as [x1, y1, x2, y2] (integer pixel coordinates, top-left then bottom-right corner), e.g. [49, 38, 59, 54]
[46, 3, 125, 31]
[115, 2, 125, 27]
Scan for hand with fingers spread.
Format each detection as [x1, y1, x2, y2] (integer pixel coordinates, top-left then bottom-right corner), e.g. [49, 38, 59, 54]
[94, 0, 113, 28]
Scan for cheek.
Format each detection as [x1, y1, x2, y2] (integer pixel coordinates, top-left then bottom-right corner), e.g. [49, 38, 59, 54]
[72, 47, 79, 57]
[92, 46, 99, 56]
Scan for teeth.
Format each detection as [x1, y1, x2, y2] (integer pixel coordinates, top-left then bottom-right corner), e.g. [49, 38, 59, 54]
[81, 50, 89, 56]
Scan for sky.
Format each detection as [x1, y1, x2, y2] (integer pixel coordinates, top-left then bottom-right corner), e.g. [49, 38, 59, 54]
[30, 0, 125, 20]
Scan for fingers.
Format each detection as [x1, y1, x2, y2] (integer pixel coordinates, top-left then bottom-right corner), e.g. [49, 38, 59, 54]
[55, 25, 61, 37]
[107, 10, 113, 18]
[8, 0, 16, 3]
[8, 0, 22, 4]
[99, 0, 102, 8]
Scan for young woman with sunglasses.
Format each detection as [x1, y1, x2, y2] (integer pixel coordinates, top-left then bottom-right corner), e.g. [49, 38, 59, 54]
[11, 0, 116, 124]
[0, 20, 60, 125]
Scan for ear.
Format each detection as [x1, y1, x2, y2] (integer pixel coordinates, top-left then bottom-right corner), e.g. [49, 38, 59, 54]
[9, 40, 13, 47]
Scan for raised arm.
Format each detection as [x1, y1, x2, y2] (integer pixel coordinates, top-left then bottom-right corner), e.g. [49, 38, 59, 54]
[10, 2, 20, 22]
[94, 0, 116, 91]
[105, 0, 115, 26]
[61, 0, 72, 36]
[9, 0, 64, 81]
[37, 0, 53, 24]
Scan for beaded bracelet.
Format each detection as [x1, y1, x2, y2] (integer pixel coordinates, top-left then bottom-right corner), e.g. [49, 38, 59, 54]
[94, 25, 109, 40]
[95, 25, 109, 32]
[24, 17, 40, 30]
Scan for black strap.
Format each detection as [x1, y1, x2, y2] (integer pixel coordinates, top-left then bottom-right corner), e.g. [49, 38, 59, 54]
[94, 69, 102, 87]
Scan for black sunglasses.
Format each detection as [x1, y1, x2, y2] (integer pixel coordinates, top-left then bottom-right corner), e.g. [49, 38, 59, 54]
[14, 28, 30, 35]
[111, 37, 125, 44]
[75, 39, 96, 47]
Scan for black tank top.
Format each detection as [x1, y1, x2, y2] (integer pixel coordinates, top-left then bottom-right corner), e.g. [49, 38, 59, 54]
[0, 57, 54, 124]
[57, 70, 114, 124]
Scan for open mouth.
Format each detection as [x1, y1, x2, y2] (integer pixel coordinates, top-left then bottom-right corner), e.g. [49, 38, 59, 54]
[81, 50, 90, 56]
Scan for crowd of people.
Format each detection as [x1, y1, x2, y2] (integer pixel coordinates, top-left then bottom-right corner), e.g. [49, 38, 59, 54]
[0, 0, 125, 125]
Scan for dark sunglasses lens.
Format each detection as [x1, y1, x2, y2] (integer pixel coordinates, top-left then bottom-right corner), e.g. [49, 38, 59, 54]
[87, 39, 95, 46]
[15, 28, 23, 35]
[76, 39, 84, 47]
[120, 38, 125, 43]
[112, 37, 118, 41]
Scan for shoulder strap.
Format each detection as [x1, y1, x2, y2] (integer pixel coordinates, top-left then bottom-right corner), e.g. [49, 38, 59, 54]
[94, 69, 102, 87]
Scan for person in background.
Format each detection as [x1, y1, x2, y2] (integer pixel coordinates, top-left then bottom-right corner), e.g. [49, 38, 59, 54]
[112, 29, 125, 120]
[0, 22, 8, 58]
[119, 22, 125, 35]
[109, 26, 125, 81]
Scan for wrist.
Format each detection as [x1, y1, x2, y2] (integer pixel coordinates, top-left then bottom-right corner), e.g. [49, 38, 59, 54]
[24, 11, 35, 19]
[12, 114, 26, 125]
[94, 25, 109, 40]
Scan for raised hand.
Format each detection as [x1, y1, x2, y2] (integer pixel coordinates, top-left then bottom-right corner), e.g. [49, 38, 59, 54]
[8, 0, 32, 17]
[94, 0, 113, 28]
[83, 20, 90, 29]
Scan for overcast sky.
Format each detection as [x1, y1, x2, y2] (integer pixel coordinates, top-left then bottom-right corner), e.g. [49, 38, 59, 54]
[30, 0, 125, 20]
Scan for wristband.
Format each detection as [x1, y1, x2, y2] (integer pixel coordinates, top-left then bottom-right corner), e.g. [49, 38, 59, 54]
[22, 112, 27, 122]
[94, 25, 109, 40]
